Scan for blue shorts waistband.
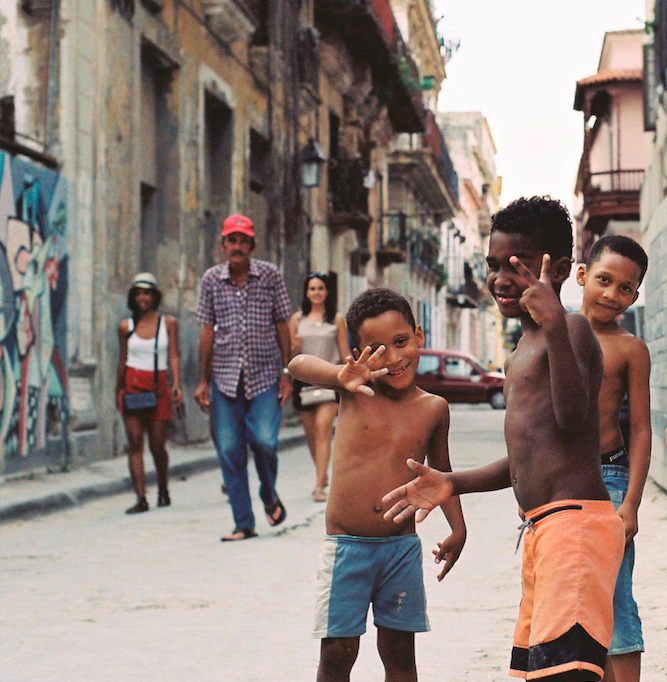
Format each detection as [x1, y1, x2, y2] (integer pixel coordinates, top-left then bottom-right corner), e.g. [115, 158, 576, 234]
[325, 533, 418, 543]
[602, 463, 630, 479]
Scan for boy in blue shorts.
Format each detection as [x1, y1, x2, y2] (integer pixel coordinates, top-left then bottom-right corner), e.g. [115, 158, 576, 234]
[288, 288, 467, 682]
[576, 235, 651, 682]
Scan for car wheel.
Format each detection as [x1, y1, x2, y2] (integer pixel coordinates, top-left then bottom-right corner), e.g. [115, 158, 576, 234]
[490, 390, 506, 410]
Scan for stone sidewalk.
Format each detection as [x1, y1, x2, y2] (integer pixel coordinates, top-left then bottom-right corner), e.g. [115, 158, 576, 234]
[0, 424, 307, 523]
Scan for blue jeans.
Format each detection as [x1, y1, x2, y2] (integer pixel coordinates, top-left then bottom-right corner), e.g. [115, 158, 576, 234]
[210, 379, 282, 530]
[602, 464, 644, 655]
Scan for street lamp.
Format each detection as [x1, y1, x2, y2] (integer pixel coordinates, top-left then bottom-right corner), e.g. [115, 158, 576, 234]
[300, 138, 326, 188]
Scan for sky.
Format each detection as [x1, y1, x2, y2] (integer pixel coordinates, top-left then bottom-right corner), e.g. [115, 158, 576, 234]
[434, 0, 647, 212]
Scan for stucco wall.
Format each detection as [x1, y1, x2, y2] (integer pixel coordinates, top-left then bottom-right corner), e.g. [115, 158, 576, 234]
[643, 201, 667, 490]
[641, 87, 667, 490]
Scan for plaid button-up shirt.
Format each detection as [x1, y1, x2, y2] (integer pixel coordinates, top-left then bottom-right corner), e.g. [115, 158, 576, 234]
[196, 259, 292, 400]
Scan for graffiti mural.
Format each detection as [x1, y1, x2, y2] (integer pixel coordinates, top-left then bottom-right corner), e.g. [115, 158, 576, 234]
[0, 151, 68, 471]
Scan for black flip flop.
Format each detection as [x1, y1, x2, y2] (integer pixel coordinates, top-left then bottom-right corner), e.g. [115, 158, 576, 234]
[265, 498, 287, 527]
[221, 528, 257, 542]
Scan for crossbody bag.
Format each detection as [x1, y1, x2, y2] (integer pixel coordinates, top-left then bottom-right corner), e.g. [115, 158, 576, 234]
[122, 315, 161, 414]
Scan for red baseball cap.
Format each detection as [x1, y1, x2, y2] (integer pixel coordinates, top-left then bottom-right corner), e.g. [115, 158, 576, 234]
[222, 214, 255, 238]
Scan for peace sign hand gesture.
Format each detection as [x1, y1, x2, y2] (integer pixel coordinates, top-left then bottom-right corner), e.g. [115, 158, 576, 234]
[510, 254, 564, 330]
[338, 345, 388, 397]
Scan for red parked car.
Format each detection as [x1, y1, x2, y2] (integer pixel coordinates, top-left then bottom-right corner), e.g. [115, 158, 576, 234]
[415, 349, 506, 409]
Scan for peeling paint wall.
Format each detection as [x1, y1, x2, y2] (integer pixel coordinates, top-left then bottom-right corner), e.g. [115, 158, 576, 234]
[0, 3, 52, 144]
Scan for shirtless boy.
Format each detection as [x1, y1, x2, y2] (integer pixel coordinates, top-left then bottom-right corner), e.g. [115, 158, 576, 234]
[577, 235, 651, 682]
[288, 288, 467, 682]
[383, 196, 625, 681]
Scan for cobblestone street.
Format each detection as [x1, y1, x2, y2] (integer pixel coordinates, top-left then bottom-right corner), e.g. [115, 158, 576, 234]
[1, 407, 665, 681]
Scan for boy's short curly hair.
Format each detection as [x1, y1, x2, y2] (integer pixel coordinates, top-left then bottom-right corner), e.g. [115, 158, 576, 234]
[491, 196, 573, 261]
[346, 288, 416, 349]
[586, 234, 648, 285]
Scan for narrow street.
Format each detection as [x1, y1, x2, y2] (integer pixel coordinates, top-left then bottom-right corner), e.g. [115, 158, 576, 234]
[1, 407, 665, 682]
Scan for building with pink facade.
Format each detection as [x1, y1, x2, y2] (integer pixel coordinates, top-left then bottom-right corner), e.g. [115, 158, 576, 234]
[573, 29, 649, 261]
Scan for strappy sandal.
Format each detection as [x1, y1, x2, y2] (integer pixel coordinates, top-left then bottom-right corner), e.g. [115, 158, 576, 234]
[125, 496, 149, 514]
[312, 488, 327, 502]
[221, 528, 257, 542]
[264, 498, 287, 527]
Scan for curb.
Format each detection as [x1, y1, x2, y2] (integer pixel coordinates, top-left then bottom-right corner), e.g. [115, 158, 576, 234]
[0, 432, 307, 524]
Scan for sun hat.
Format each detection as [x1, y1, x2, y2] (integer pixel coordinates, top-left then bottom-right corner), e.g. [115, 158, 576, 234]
[130, 272, 158, 290]
[221, 214, 255, 238]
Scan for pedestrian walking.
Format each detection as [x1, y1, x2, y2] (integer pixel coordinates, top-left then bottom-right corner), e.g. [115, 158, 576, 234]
[117, 273, 182, 514]
[288, 272, 349, 502]
[288, 288, 466, 682]
[193, 214, 292, 542]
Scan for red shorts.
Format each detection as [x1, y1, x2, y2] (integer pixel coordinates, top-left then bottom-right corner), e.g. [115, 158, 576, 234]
[119, 368, 173, 421]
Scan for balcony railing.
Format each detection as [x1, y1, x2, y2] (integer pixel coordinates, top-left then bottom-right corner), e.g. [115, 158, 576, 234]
[377, 213, 444, 285]
[379, 212, 409, 251]
[328, 158, 371, 230]
[377, 212, 408, 266]
[586, 169, 644, 193]
[423, 109, 459, 201]
[411, 230, 440, 270]
[582, 168, 643, 233]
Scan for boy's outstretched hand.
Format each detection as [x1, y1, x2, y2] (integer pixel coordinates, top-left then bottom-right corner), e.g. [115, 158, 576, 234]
[510, 254, 564, 329]
[382, 459, 454, 524]
[433, 528, 467, 582]
[338, 345, 388, 396]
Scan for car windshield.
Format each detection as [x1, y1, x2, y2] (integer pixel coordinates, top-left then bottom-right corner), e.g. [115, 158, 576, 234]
[468, 356, 488, 373]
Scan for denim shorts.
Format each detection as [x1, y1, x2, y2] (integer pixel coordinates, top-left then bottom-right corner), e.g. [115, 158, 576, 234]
[602, 465, 645, 655]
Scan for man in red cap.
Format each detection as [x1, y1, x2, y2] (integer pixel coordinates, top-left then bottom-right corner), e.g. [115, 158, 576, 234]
[194, 214, 293, 541]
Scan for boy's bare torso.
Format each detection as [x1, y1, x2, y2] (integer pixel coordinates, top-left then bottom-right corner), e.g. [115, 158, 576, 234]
[504, 314, 609, 512]
[327, 387, 446, 537]
[596, 328, 640, 453]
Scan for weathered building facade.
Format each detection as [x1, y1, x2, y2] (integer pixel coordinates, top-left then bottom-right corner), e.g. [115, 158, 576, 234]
[379, 0, 458, 348]
[309, 0, 426, 311]
[439, 111, 502, 368]
[641, 0, 667, 489]
[2, 0, 311, 471]
[1, 0, 456, 472]
[573, 30, 648, 263]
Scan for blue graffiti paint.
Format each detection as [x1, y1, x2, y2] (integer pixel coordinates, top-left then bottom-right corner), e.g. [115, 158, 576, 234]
[0, 151, 68, 468]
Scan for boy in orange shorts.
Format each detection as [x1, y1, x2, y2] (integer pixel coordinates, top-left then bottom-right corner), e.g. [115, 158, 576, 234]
[383, 197, 625, 681]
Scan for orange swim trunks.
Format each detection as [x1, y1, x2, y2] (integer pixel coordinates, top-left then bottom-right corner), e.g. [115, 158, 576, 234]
[509, 500, 624, 681]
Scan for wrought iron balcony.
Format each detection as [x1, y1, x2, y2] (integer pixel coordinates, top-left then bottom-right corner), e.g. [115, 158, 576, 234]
[422, 109, 459, 202]
[582, 169, 644, 233]
[328, 158, 371, 231]
[411, 230, 439, 271]
[586, 169, 644, 192]
[377, 212, 409, 266]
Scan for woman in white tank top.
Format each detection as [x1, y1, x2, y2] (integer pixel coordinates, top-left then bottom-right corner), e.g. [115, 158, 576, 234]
[288, 272, 349, 502]
[116, 273, 182, 514]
